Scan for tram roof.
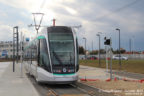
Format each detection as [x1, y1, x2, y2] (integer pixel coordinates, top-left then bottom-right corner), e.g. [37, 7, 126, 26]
[47, 26, 72, 33]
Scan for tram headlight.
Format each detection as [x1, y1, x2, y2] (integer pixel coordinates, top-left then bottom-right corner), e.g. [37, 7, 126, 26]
[53, 69, 62, 73]
[68, 69, 74, 72]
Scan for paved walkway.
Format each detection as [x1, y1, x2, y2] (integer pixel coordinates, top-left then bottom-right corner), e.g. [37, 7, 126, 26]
[0, 62, 39, 96]
[78, 65, 110, 80]
[78, 65, 136, 80]
[0, 62, 138, 96]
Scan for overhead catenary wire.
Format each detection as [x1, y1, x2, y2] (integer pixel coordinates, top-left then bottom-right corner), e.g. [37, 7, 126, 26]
[113, 0, 141, 13]
[30, 0, 46, 26]
[39, 0, 46, 12]
[29, 0, 46, 26]
[94, 0, 142, 20]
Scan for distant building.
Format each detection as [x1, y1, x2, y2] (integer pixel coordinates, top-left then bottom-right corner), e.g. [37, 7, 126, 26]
[0, 41, 21, 58]
[0, 40, 37, 59]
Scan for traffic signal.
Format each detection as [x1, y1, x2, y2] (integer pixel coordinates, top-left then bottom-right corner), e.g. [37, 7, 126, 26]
[104, 39, 110, 45]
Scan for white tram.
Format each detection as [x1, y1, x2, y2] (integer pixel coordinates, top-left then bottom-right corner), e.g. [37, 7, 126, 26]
[24, 26, 79, 84]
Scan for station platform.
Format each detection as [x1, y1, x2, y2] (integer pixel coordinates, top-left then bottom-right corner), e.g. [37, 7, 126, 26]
[0, 62, 39, 96]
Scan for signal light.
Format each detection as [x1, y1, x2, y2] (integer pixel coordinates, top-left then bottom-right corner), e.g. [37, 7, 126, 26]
[104, 39, 111, 45]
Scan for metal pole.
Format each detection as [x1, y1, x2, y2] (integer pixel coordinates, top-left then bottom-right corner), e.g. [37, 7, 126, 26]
[83, 38, 86, 59]
[97, 32, 102, 67]
[119, 29, 121, 70]
[31, 48, 32, 64]
[98, 35, 100, 67]
[13, 26, 18, 72]
[85, 38, 86, 59]
[99, 35, 101, 67]
[105, 45, 108, 73]
[20, 32, 23, 77]
[129, 38, 131, 59]
[16, 27, 19, 63]
[132, 36, 135, 59]
[129, 38, 131, 52]
[13, 27, 15, 72]
[92, 41, 93, 54]
[97, 34, 101, 67]
[116, 28, 121, 70]
[110, 38, 113, 79]
[36, 29, 38, 34]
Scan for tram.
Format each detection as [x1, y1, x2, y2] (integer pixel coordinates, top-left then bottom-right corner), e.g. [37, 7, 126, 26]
[24, 26, 79, 84]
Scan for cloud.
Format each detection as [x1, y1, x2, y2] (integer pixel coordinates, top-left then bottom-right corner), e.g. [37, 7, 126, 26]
[0, 24, 12, 41]
[106, 9, 144, 33]
[0, 23, 35, 42]
[0, 0, 144, 50]
[0, 0, 39, 11]
[0, 10, 7, 17]
[20, 28, 36, 39]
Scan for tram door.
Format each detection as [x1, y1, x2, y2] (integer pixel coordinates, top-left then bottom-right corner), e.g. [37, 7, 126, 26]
[38, 37, 51, 73]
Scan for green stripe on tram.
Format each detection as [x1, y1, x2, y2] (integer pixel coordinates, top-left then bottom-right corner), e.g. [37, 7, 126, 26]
[53, 73, 75, 76]
[37, 36, 45, 39]
[24, 36, 45, 50]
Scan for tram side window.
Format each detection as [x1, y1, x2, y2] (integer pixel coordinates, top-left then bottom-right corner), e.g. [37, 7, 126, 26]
[39, 39, 51, 72]
[31, 42, 37, 62]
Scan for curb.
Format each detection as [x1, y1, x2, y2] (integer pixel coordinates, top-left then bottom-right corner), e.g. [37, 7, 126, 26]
[80, 77, 144, 83]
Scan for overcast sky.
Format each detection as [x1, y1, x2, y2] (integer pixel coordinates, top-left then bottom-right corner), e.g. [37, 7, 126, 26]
[0, 0, 144, 51]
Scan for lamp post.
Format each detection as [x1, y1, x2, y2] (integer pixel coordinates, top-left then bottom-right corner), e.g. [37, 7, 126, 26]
[132, 35, 135, 58]
[83, 37, 87, 59]
[116, 28, 121, 70]
[96, 32, 102, 67]
[129, 38, 132, 53]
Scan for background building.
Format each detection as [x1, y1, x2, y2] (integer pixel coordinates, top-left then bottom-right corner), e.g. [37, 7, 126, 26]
[0, 41, 21, 59]
[0, 41, 13, 58]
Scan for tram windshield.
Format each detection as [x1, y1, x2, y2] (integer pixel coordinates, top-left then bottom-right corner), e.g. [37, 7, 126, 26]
[48, 27, 75, 65]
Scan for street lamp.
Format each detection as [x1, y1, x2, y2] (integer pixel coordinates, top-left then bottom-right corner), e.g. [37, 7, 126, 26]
[116, 28, 121, 70]
[83, 37, 87, 59]
[132, 35, 135, 58]
[96, 32, 102, 67]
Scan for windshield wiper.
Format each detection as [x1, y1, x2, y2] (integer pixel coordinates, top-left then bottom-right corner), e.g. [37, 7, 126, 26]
[52, 51, 63, 65]
[70, 52, 72, 65]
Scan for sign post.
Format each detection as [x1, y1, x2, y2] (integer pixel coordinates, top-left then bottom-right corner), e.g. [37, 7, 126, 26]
[110, 38, 113, 80]
[104, 37, 113, 79]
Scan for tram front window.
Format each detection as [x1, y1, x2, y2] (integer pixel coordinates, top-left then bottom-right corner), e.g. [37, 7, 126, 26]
[49, 32, 75, 66]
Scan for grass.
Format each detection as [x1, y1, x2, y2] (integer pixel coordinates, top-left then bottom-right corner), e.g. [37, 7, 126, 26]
[80, 59, 144, 74]
[0, 59, 13, 62]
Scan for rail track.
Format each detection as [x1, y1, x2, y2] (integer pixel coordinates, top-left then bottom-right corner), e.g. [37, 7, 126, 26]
[27, 74, 114, 96]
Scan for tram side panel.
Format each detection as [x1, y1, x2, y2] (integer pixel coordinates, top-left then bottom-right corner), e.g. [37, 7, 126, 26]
[24, 39, 38, 77]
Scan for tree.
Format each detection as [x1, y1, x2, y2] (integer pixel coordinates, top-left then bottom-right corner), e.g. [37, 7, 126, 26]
[100, 49, 106, 54]
[90, 50, 98, 55]
[120, 48, 126, 54]
[112, 48, 126, 54]
[79, 46, 85, 54]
